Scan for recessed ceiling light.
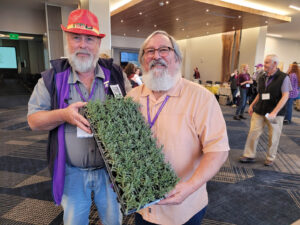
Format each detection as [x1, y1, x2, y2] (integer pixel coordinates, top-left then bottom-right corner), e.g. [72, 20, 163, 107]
[123, 33, 126, 36]
[181, 28, 185, 31]
[265, 20, 268, 24]
[139, 12, 143, 15]
[220, 0, 288, 15]
[137, 29, 140, 32]
[159, 1, 164, 6]
[232, 26, 235, 29]
[206, 9, 210, 12]
[166, 1, 169, 4]
[120, 19, 124, 23]
[238, 15, 242, 19]
[176, 18, 179, 21]
[206, 22, 209, 26]
[154, 24, 157, 27]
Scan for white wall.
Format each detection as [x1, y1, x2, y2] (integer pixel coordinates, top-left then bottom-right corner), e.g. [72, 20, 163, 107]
[265, 37, 300, 72]
[112, 35, 145, 49]
[178, 33, 223, 82]
[0, 6, 46, 35]
[239, 27, 266, 75]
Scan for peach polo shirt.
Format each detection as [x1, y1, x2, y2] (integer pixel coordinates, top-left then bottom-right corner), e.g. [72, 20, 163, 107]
[127, 78, 229, 224]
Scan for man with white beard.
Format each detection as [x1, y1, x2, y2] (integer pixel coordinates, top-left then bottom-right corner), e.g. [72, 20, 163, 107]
[127, 31, 229, 225]
[27, 9, 125, 225]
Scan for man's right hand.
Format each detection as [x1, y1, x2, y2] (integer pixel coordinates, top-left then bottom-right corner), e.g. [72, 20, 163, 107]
[248, 105, 253, 116]
[62, 102, 91, 133]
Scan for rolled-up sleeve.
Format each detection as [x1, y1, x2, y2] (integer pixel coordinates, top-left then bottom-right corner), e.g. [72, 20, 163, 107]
[28, 78, 51, 116]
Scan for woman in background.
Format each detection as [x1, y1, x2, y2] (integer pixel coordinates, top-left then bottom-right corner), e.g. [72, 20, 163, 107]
[229, 69, 238, 107]
[233, 64, 252, 120]
[284, 63, 299, 124]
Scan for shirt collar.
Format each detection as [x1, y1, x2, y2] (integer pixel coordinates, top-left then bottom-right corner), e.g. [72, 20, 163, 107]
[68, 63, 105, 84]
[141, 77, 183, 99]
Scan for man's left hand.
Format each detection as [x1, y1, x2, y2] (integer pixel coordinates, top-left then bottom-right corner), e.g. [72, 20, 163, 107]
[157, 181, 195, 205]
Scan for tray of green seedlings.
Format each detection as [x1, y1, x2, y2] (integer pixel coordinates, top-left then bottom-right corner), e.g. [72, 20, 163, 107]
[82, 97, 179, 215]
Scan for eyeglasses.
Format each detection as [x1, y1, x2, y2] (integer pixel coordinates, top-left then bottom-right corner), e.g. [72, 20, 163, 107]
[143, 46, 174, 57]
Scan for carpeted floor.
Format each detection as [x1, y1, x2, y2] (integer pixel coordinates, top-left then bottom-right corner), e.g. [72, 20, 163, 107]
[0, 78, 299, 225]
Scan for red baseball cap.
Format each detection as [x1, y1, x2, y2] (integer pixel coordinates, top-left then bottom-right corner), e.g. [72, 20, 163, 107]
[61, 9, 105, 38]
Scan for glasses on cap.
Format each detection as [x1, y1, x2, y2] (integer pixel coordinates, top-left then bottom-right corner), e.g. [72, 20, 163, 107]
[143, 46, 174, 57]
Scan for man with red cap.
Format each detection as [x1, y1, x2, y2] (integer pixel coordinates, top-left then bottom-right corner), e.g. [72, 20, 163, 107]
[27, 9, 124, 225]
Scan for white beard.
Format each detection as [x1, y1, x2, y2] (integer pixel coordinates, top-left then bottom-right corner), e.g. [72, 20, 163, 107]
[143, 65, 181, 91]
[66, 46, 100, 73]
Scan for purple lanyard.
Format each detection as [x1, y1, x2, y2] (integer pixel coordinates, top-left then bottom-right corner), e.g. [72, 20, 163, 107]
[74, 81, 97, 102]
[265, 76, 274, 88]
[147, 95, 169, 128]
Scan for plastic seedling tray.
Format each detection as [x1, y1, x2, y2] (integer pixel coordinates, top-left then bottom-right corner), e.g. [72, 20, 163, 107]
[80, 99, 179, 215]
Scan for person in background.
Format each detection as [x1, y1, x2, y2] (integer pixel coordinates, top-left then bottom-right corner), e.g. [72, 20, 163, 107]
[250, 63, 264, 104]
[100, 53, 132, 93]
[239, 54, 291, 166]
[193, 67, 201, 80]
[27, 9, 125, 225]
[229, 69, 238, 107]
[284, 63, 299, 124]
[127, 30, 229, 225]
[124, 63, 142, 88]
[233, 64, 252, 120]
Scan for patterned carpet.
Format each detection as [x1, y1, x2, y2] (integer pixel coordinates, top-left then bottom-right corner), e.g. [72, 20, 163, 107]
[0, 79, 299, 225]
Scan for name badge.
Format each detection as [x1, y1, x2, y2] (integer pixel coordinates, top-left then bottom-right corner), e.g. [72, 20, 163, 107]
[262, 93, 270, 100]
[110, 84, 123, 98]
[246, 84, 250, 88]
[77, 127, 93, 138]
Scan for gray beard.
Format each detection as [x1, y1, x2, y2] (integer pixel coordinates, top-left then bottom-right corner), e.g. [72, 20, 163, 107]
[143, 67, 181, 91]
[65, 46, 100, 73]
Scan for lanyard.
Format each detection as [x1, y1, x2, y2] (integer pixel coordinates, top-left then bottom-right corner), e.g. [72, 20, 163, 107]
[147, 95, 169, 128]
[265, 76, 274, 88]
[74, 81, 97, 102]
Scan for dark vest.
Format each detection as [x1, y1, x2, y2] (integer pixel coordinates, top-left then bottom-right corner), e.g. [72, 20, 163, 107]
[41, 58, 125, 205]
[254, 69, 287, 116]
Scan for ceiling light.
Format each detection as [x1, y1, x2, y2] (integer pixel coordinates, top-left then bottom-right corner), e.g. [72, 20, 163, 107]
[154, 24, 157, 27]
[165, 1, 169, 4]
[123, 33, 126, 36]
[120, 19, 124, 23]
[265, 20, 268, 24]
[238, 15, 242, 19]
[289, 5, 300, 11]
[206, 22, 209, 26]
[232, 26, 235, 30]
[139, 12, 143, 15]
[181, 28, 185, 31]
[267, 33, 282, 38]
[176, 18, 179, 21]
[159, 1, 164, 6]
[206, 9, 210, 12]
[220, 0, 288, 15]
[110, 0, 132, 12]
[206, 31, 209, 34]
[137, 29, 140, 32]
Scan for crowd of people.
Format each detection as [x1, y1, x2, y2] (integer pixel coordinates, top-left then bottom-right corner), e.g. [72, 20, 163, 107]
[26, 8, 299, 225]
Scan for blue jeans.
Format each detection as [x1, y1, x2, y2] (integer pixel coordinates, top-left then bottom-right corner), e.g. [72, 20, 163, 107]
[61, 164, 122, 225]
[135, 207, 207, 225]
[236, 88, 248, 115]
[284, 98, 295, 122]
